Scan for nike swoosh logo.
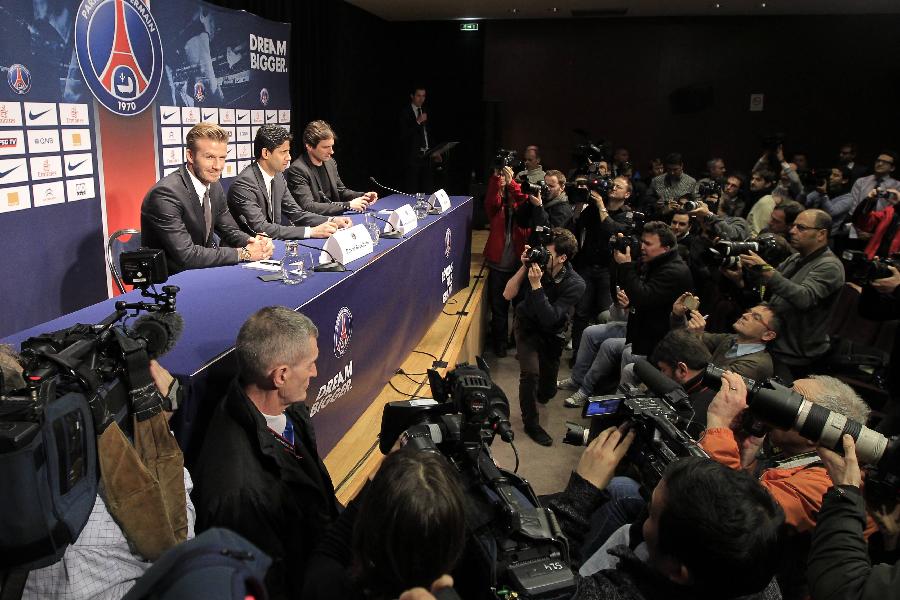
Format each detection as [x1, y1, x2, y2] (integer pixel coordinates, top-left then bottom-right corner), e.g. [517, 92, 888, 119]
[203, 112, 215, 120]
[238, 114, 248, 121]
[28, 108, 51, 120]
[67, 160, 87, 171]
[0, 164, 21, 178]
[163, 111, 176, 119]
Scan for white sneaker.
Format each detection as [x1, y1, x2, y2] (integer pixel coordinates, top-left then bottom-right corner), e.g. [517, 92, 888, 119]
[557, 378, 578, 391]
[564, 390, 588, 408]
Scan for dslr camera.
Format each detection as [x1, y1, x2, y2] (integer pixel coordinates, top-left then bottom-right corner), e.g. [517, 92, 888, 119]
[697, 180, 722, 199]
[520, 178, 550, 200]
[493, 148, 522, 171]
[607, 211, 646, 256]
[705, 234, 779, 269]
[841, 250, 900, 285]
[524, 226, 553, 269]
[380, 358, 577, 600]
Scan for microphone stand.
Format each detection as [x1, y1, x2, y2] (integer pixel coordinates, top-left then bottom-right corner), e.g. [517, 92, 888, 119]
[294, 241, 347, 272]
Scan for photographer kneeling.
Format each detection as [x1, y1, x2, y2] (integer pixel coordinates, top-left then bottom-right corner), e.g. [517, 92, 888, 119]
[504, 227, 585, 446]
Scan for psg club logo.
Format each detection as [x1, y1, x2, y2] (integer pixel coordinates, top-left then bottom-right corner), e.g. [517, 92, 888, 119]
[333, 307, 353, 358]
[444, 227, 452, 258]
[74, 0, 164, 116]
[7, 64, 31, 95]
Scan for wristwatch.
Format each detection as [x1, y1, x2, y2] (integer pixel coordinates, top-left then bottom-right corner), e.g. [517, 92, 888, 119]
[239, 247, 252, 261]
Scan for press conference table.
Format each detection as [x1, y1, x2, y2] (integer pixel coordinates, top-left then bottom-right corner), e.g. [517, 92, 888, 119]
[3, 194, 473, 459]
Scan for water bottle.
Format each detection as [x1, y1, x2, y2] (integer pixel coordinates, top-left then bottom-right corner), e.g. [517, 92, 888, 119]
[365, 213, 380, 246]
[281, 241, 304, 285]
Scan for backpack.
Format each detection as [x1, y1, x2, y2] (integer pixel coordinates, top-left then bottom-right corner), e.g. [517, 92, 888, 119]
[123, 528, 271, 600]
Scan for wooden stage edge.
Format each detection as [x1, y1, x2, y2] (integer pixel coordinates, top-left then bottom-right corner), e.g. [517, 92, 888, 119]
[325, 230, 489, 505]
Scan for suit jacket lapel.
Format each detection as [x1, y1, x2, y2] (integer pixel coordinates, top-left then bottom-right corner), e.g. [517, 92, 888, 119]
[271, 173, 284, 224]
[251, 162, 274, 222]
[178, 166, 208, 244]
[301, 154, 323, 200]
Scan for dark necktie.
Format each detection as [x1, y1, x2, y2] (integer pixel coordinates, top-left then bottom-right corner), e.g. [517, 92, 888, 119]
[201, 188, 212, 240]
[283, 419, 295, 446]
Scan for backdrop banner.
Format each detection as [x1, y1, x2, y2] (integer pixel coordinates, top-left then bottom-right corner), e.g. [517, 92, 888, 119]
[0, 0, 291, 337]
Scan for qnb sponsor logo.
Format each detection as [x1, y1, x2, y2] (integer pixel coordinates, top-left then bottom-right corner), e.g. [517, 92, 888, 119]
[310, 361, 353, 417]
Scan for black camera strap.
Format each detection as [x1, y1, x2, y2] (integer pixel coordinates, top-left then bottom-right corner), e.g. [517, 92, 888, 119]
[113, 329, 164, 422]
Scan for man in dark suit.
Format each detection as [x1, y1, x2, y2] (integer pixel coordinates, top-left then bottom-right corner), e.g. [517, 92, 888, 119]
[283, 120, 377, 216]
[229, 124, 351, 240]
[141, 122, 273, 273]
[193, 307, 340, 599]
[399, 86, 441, 194]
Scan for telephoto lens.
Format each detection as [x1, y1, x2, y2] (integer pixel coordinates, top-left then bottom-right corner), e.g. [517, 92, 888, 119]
[703, 365, 889, 464]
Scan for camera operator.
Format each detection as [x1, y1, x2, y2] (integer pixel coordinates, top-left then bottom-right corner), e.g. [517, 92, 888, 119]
[808, 435, 900, 600]
[302, 450, 466, 600]
[718, 173, 748, 218]
[611, 221, 693, 381]
[848, 151, 900, 237]
[754, 146, 803, 201]
[839, 143, 869, 183]
[483, 165, 531, 357]
[805, 166, 853, 237]
[503, 228, 585, 445]
[649, 153, 697, 210]
[18, 359, 195, 600]
[672, 295, 778, 382]
[518, 169, 574, 230]
[702, 371, 877, 597]
[515, 145, 545, 185]
[856, 188, 900, 259]
[571, 176, 634, 364]
[723, 209, 844, 382]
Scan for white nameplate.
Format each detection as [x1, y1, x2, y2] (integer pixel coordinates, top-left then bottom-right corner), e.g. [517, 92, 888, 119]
[387, 203, 418, 235]
[321, 224, 374, 265]
[427, 188, 451, 213]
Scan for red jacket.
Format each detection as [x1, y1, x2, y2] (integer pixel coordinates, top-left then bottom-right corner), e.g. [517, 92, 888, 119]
[862, 204, 900, 259]
[483, 175, 530, 265]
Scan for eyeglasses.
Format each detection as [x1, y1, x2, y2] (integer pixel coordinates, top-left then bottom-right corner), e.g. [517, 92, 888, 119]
[875, 158, 895, 166]
[790, 223, 826, 232]
[746, 310, 774, 330]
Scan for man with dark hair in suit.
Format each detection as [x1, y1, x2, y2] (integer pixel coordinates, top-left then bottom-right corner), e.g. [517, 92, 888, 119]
[228, 124, 351, 240]
[284, 120, 377, 216]
[141, 122, 273, 273]
[399, 86, 445, 194]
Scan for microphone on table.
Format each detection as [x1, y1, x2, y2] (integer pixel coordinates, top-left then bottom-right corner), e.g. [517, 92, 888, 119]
[294, 240, 347, 272]
[364, 210, 403, 239]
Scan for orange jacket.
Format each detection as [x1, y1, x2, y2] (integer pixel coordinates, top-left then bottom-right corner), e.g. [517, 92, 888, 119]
[701, 427, 877, 536]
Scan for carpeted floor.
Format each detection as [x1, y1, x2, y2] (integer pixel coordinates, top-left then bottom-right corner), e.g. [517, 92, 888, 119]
[481, 348, 591, 496]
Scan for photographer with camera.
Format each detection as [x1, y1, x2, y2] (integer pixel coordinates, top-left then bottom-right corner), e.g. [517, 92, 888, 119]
[722, 209, 844, 382]
[746, 171, 779, 236]
[518, 169, 574, 230]
[302, 449, 466, 600]
[856, 188, 900, 259]
[805, 166, 852, 236]
[503, 228, 585, 445]
[848, 151, 900, 237]
[754, 146, 803, 201]
[702, 370, 877, 597]
[858, 259, 900, 436]
[807, 435, 900, 600]
[692, 157, 726, 200]
[483, 164, 532, 357]
[570, 176, 635, 364]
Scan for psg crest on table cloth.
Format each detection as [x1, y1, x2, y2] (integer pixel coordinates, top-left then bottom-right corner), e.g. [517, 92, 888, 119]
[75, 0, 164, 116]
[333, 307, 353, 358]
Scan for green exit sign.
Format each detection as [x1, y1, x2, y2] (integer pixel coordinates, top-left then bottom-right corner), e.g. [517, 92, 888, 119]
[460, 23, 479, 31]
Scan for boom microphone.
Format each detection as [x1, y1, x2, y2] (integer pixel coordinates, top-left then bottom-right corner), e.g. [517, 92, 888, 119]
[132, 311, 184, 359]
[633, 359, 692, 412]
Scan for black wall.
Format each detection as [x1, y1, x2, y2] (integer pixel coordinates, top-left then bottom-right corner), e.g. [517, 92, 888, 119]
[206, 3, 900, 189]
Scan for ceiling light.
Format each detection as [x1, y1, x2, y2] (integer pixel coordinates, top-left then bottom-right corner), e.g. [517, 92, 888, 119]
[548, 7, 559, 12]
[509, 8, 519, 13]
[760, 2, 766, 6]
